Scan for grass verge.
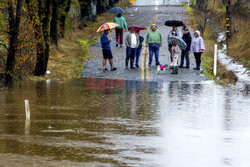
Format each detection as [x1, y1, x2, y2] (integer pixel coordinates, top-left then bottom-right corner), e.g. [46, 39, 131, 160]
[183, 5, 238, 86]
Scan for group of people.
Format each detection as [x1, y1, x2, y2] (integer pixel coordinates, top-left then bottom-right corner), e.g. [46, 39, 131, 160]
[100, 13, 205, 74]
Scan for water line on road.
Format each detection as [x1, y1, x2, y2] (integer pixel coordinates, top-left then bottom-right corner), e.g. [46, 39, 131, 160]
[142, 14, 159, 81]
[141, 0, 160, 81]
[141, 47, 146, 80]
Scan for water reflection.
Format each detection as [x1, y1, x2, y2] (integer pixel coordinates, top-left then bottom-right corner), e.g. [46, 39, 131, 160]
[0, 79, 249, 167]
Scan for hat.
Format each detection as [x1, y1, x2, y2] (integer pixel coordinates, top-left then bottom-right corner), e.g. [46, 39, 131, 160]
[151, 24, 157, 28]
[184, 27, 189, 31]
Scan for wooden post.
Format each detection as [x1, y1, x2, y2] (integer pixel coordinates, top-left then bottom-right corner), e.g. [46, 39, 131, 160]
[25, 119, 30, 135]
[214, 44, 217, 76]
[226, 0, 232, 39]
[25, 100, 30, 120]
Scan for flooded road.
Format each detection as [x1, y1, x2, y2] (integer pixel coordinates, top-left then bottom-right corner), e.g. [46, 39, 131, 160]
[0, 79, 249, 167]
[0, 0, 249, 167]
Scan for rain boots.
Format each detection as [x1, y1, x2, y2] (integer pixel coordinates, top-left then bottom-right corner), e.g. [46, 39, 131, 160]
[171, 66, 178, 74]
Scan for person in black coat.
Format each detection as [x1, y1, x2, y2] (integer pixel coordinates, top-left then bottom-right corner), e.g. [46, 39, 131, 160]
[179, 27, 192, 68]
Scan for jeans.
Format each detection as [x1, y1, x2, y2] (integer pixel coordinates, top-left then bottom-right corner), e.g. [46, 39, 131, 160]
[135, 48, 142, 66]
[148, 44, 160, 65]
[126, 47, 137, 67]
[180, 50, 190, 67]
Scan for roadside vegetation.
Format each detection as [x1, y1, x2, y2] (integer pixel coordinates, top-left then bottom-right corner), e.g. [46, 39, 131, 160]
[45, 0, 131, 79]
[183, 0, 249, 85]
[0, 0, 131, 86]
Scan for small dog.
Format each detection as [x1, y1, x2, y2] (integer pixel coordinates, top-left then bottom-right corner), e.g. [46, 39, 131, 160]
[157, 64, 168, 74]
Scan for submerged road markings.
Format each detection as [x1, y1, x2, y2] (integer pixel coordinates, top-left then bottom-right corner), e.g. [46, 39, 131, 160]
[141, 47, 146, 80]
[141, 15, 157, 80]
[144, 14, 159, 80]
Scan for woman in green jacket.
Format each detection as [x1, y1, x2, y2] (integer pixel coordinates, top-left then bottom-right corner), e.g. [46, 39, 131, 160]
[113, 13, 128, 47]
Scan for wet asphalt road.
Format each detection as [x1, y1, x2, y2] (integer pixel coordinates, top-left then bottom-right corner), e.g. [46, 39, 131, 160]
[82, 1, 208, 82]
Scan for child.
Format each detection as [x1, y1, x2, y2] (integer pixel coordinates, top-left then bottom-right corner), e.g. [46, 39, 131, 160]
[171, 40, 181, 74]
[135, 30, 144, 68]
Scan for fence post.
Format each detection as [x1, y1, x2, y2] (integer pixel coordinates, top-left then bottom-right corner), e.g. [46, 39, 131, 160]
[214, 44, 218, 76]
[25, 100, 30, 120]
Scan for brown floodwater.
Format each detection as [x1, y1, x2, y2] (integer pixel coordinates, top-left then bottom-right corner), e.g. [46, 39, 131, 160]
[0, 79, 249, 167]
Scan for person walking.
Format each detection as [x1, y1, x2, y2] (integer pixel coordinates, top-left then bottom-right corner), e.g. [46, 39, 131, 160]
[113, 13, 128, 47]
[146, 24, 162, 66]
[179, 27, 192, 68]
[135, 30, 144, 68]
[170, 40, 181, 74]
[100, 29, 117, 72]
[125, 27, 139, 69]
[190, 30, 205, 70]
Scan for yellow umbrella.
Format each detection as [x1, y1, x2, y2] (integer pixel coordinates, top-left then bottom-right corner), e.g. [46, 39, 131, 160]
[97, 22, 119, 32]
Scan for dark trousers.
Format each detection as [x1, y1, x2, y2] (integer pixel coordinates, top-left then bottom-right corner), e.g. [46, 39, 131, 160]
[135, 48, 142, 66]
[168, 45, 173, 62]
[126, 47, 137, 67]
[180, 50, 190, 67]
[168, 48, 173, 62]
[115, 28, 123, 45]
[194, 52, 202, 68]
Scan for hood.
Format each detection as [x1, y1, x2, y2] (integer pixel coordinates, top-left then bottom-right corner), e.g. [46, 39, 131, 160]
[195, 30, 200, 37]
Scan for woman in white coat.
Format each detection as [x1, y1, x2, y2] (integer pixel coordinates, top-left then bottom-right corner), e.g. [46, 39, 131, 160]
[190, 30, 205, 70]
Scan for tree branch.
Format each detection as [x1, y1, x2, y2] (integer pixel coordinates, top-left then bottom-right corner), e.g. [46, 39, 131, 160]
[0, 43, 9, 51]
[0, 30, 11, 35]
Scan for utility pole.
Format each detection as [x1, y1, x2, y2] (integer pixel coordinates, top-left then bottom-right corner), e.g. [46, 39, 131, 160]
[226, 0, 232, 40]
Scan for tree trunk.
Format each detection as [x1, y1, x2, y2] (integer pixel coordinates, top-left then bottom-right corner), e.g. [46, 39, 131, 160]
[59, 0, 72, 38]
[97, 0, 109, 15]
[5, 0, 23, 87]
[51, 0, 58, 46]
[109, 0, 116, 7]
[25, 0, 47, 76]
[35, 0, 52, 76]
[79, 0, 97, 21]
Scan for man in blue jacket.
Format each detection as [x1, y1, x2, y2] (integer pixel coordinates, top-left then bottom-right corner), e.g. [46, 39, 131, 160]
[100, 29, 117, 72]
[179, 27, 192, 68]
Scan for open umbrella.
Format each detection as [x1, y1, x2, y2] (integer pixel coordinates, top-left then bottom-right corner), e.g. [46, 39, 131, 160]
[128, 25, 147, 31]
[165, 20, 184, 27]
[169, 36, 187, 50]
[96, 22, 119, 32]
[108, 7, 126, 14]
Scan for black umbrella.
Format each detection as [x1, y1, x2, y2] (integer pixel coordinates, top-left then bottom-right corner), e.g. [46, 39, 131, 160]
[165, 20, 184, 27]
[108, 7, 126, 14]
